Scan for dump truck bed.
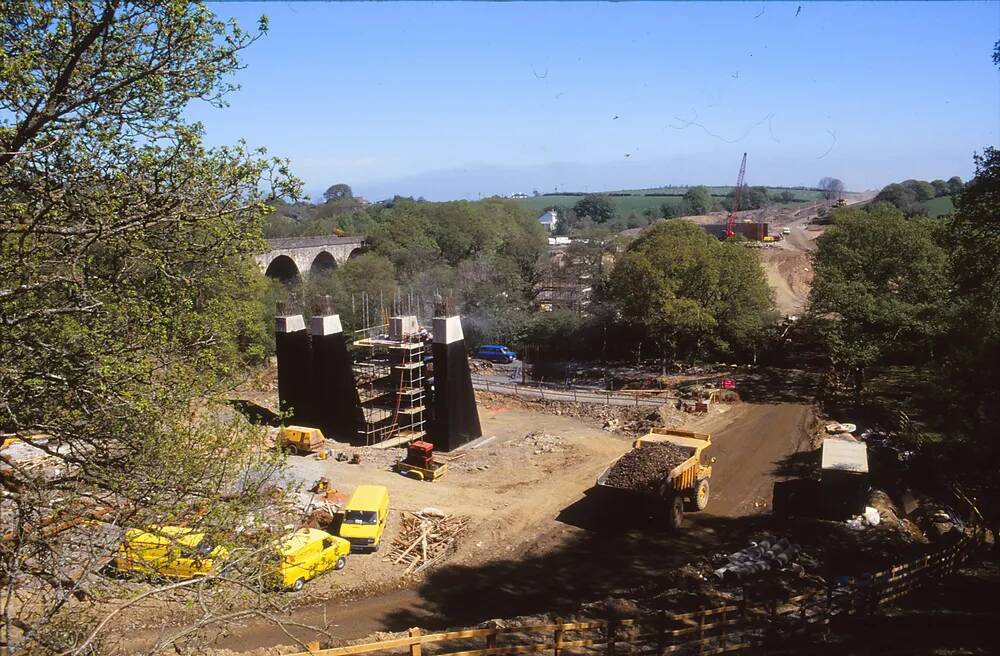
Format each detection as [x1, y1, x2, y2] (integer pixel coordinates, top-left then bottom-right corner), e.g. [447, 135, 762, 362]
[596, 428, 711, 497]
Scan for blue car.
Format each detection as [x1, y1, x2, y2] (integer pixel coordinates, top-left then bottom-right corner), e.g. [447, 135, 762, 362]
[475, 345, 517, 364]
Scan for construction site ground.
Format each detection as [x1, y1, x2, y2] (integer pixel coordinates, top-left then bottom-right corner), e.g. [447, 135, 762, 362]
[168, 395, 822, 653]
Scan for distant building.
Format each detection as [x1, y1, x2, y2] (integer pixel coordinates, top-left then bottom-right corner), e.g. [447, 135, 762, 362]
[355, 196, 371, 207]
[537, 210, 559, 232]
[510, 192, 529, 199]
[548, 236, 571, 246]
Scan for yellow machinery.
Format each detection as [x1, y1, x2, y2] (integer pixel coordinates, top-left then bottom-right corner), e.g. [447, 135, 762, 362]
[278, 426, 327, 454]
[596, 428, 714, 530]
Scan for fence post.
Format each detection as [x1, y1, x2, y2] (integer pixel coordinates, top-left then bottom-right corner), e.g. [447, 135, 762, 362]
[697, 607, 705, 656]
[720, 607, 727, 652]
[553, 618, 564, 656]
[605, 618, 616, 656]
[409, 628, 421, 656]
[486, 631, 497, 652]
[656, 610, 666, 656]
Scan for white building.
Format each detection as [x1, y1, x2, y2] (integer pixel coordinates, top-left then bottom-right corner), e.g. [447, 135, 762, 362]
[537, 210, 559, 232]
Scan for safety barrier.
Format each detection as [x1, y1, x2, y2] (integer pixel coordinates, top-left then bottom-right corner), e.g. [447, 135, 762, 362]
[291, 524, 986, 656]
[472, 376, 675, 408]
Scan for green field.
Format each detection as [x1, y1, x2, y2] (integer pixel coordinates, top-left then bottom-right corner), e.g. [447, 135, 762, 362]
[921, 196, 955, 217]
[513, 186, 825, 218]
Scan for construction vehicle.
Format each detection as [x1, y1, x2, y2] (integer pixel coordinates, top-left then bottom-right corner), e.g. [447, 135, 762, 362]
[725, 153, 748, 240]
[596, 428, 714, 530]
[278, 426, 326, 455]
[396, 440, 448, 481]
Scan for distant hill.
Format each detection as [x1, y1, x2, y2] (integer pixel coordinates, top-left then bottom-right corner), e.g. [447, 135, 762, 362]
[512, 186, 828, 218]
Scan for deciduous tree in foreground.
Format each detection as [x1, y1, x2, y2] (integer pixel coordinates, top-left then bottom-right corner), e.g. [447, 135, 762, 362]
[0, 2, 311, 653]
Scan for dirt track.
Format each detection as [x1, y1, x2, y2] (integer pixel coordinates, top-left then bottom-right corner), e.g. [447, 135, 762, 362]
[201, 402, 814, 652]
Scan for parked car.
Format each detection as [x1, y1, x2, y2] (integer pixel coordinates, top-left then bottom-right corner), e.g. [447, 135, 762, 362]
[475, 344, 517, 363]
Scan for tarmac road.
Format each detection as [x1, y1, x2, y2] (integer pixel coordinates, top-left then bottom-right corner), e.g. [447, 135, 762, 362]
[195, 403, 816, 653]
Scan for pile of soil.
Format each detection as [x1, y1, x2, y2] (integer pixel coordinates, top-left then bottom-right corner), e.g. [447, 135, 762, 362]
[605, 442, 694, 492]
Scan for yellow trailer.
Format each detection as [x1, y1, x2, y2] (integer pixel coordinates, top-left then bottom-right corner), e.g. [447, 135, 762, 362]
[596, 428, 714, 530]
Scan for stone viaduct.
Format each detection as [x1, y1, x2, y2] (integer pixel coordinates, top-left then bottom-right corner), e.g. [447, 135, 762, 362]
[255, 235, 367, 281]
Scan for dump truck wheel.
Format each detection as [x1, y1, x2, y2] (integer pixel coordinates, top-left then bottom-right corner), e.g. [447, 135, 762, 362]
[335, 556, 346, 571]
[292, 577, 305, 592]
[669, 496, 684, 530]
[695, 479, 710, 511]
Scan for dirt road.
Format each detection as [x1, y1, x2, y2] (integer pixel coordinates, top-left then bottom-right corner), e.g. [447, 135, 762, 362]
[198, 402, 814, 653]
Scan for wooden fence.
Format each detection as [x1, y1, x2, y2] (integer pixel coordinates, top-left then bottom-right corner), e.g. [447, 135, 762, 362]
[291, 525, 986, 656]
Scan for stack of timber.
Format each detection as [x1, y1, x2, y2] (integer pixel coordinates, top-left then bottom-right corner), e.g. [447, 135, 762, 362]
[385, 511, 469, 575]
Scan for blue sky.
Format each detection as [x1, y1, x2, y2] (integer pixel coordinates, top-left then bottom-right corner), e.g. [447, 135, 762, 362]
[193, 1, 1000, 201]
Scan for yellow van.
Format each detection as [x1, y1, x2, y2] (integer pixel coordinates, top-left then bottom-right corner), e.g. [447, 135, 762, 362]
[113, 526, 227, 579]
[339, 485, 389, 553]
[274, 528, 350, 591]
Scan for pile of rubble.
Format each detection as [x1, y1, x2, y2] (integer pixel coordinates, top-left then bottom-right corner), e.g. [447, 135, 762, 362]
[384, 509, 470, 575]
[604, 443, 693, 492]
[512, 431, 566, 455]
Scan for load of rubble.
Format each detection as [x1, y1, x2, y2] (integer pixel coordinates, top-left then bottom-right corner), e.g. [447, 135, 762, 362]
[604, 442, 694, 493]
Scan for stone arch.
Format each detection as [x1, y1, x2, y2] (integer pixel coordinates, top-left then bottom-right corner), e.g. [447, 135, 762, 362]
[346, 246, 366, 261]
[310, 250, 337, 275]
[264, 254, 300, 284]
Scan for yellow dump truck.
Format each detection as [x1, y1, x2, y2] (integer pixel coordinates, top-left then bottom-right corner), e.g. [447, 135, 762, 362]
[596, 428, 714, 530]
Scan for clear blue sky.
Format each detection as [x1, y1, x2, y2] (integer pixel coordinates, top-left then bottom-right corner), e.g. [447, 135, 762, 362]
[193, 1, 1000, 201]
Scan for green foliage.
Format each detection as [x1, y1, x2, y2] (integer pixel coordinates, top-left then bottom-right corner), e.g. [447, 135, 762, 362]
[948, 176, 965, 195]
[606, 220, 775, 362]
[808, 205, 950, 392]
[683, 186, 716, 214]
[948, 147, 1000, 435]
[324, 182, 353, 201]
[573, 194, 616, 223]
[0, 1, 298, 649]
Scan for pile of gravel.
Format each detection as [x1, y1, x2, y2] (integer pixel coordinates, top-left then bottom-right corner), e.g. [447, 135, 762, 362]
[605, 442, 694, 492]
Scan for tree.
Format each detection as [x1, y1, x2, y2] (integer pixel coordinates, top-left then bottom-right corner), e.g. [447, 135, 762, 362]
[0, 3, 303, 652]
[573, 194, 615, 223]
[875, 183, 919, 213]
[683, 186, 715, 214]
[660, 202, 675, 219]
[808, 205, 949, 395]
[777, 190, 796, 203]
[948, 176, 965, 195]
[818, 177, 845, 200]
[323, 183, 353, 202]
[902, 179, 936, 202]
[948, 147, 1000, 435]
[606, 220, 774, 367]
[930, 179, 950, 197]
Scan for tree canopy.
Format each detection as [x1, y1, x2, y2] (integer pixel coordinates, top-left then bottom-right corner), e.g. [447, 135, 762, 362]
[683, 186, 716, 214]
[0, 3, 298, 650]
[573, 194, 616, 223]
[606, 220, 775, 364]
[808, 204, 950, 393]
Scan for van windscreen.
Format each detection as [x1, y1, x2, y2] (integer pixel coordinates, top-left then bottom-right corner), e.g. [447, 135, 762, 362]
[345, 510, 378, 525]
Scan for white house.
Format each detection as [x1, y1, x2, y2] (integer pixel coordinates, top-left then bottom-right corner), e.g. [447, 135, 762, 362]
[537, 210, 558, 232]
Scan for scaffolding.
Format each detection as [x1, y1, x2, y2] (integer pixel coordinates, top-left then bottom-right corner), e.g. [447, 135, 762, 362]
[351, 323, 427, 447]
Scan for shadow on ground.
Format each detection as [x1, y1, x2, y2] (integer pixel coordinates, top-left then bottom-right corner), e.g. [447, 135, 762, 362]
[379, 489, 775, 631]
[735, 367, 822, 404]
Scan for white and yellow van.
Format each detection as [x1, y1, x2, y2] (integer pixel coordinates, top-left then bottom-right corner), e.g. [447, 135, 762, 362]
[339, 485, 389, 553]
[274, 528, 350, 591]
[113, 526, 227, 579]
